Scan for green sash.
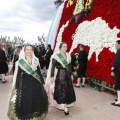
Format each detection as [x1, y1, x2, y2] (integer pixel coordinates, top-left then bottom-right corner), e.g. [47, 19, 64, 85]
[19, 59, 41, 83]
[57, 53, 69, 71]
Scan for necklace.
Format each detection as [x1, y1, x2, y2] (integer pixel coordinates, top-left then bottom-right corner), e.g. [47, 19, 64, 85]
[61, 53, 67, 59]
[25, 57, 32, 65]
[28, 61, 32, 65]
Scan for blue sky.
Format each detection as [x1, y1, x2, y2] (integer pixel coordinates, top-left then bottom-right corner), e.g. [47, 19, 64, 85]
[0, 0, 54, 44]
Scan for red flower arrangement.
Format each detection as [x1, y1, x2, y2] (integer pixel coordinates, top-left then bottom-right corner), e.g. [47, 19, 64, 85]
[86, 48, 115, 84]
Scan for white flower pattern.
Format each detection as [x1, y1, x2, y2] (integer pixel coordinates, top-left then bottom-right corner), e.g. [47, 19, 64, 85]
[70, 17, 120, 61]
[54, 20, 69, 53]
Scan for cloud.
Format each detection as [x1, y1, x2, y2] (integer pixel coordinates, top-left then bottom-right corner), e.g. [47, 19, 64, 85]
[0, 0, 55, 43]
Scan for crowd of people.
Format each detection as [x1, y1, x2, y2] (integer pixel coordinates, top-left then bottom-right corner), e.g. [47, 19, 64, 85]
[0, 43, 53, 83]
[0, 40, 120, 120]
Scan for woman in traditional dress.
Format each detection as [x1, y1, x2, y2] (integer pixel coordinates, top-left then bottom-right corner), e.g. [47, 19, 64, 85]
[45, 42, 76, 115]
[8, 44, 48, 120]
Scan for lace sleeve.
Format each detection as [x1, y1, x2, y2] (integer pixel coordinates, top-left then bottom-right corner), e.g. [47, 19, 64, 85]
[51, 58, 57, 77]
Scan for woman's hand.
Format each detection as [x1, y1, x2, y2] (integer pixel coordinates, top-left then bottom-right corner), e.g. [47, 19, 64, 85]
[71, 75, 73, 81]
[50, 77, 54, 83]
[111, 72, 115, 76]
[11, 94, 17, 103]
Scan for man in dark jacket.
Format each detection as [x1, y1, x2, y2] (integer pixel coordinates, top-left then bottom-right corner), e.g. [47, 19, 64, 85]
[75, 44, 88, 88]
[45, 44, 53, 70]
[111, 40, 120, 107]
[0, 44, 8, 83]
[34, 46, 39, 58]
[38, 44, 46, 76]
[12, 46, 21, 73]
[8, 47, 12, 62]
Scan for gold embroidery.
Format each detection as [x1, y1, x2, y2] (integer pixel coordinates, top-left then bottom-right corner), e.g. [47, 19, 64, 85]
[23, 63, 27, 68]
[66, 0, 74, 8]
[73, 0, 84, 15]
[73, 0, 93, 16]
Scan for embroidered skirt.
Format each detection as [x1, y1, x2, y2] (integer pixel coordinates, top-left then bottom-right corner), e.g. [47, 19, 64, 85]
[7, 88, 48, 120]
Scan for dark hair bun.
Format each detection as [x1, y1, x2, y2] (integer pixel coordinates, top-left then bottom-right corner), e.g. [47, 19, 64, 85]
[59, 42, 67, 49]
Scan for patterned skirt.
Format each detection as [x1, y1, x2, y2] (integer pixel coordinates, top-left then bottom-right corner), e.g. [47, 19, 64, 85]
[7, 88, 48, 120]
[54, 68, 76, 104]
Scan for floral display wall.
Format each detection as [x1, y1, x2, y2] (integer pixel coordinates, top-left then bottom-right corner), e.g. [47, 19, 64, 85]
[54, 0, 120, 84]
